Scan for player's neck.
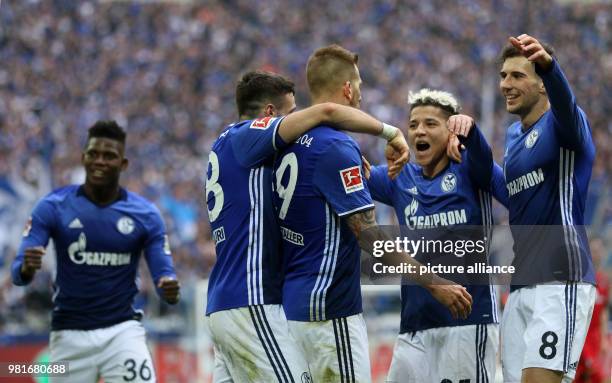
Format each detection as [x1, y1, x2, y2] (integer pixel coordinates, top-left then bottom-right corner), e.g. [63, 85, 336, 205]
[311, 94, 349, 106]
[83, 182, 122, 206]
[520, 98, 550, 131]
[422, 156, 450, 179]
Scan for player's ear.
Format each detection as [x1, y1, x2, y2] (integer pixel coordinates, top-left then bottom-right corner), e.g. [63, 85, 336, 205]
[342, 81, 352, 103]
[121, 158, 129, 171]
[538, 80, 546, 95]
[264, 103, 276, 117]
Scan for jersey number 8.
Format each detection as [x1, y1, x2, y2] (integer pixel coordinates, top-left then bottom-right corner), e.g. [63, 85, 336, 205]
[206, 151, 224, 222]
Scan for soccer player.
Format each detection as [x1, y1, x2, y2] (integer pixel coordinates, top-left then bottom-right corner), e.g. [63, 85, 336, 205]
[205, 70, 410, 382]
[363, 88, 507, 383]
[273, 45, 472, 382]
[11, 121, 180, 383]
[496, 34, 596, 383]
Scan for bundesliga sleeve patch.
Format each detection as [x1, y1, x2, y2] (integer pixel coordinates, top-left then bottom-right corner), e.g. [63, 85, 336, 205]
[340, 166, 364, 194]
[250, 116, 277, 130]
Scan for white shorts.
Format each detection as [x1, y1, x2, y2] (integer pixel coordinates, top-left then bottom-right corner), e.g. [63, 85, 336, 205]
[288, 313, 371, 383]
[386, 323, 498, 383]
[49, 320, 155, 383]
[501, 283, 596, 382]
[206, 304, 311, 383]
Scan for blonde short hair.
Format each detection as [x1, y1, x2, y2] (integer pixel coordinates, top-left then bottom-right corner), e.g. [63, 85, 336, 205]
[306, 44, 359, 97]
[407, 88, 460, 116]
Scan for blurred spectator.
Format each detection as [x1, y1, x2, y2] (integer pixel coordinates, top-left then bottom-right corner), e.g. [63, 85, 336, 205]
[575, 236, 610, 383]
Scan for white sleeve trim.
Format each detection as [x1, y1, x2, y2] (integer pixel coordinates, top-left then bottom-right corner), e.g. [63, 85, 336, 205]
[271, 116, 286, 151]
[336, 203, 375, 217]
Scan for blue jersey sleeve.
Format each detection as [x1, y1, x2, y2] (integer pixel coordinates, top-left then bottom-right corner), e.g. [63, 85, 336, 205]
[231, 117, 287, 168]
[367, 165, 394, 205]
[536, 59, 593, 151]
[462, 124, 493, 191]
[490, 162, 509, 208]
[12, 198, 56, 286]
[142, 206, 177, 294]
[313, 139, 374, 216]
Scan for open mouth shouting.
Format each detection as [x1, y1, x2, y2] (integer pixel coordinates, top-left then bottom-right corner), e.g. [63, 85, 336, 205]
[415, 141, 431, 152]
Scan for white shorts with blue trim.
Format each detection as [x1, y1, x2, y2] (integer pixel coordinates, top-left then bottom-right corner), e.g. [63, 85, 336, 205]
[386, 323, 498, 383]
[49, 320, 155, 383]
[206, 304, 311, 383]
[500, 283, 596, 382]
[288, 313, 371, 383]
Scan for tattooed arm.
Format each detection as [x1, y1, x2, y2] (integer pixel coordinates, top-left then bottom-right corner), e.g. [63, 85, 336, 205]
[344, 208, 473, 319]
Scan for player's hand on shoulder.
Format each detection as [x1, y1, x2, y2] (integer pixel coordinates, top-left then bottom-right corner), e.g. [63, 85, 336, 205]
[509, 34, 553, 71]
[385, 130, 409, 179]
[158, 276, 180, 305]
[447, 114, 474, 139]
[361, 156, 371, 180]
[426, 280, 472, 320]
[21, 246, 45, 278]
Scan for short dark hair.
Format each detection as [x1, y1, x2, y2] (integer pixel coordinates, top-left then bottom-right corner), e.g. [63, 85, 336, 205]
[235, 71, 295, 119]
[306, 44, 359, 98]
[87, 120, 126, 144]
[498, 42, 555, 66]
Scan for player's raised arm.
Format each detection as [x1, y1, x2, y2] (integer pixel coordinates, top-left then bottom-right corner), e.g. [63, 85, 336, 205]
[490, 162, 509, 208]
[447, 114, 494, 191]
[230, 71, 408, 178]
[11, 199, 55, 286]
[277, 102, 409, 178]
[509, 34, 592, 150]
[142, 207, 180, 305]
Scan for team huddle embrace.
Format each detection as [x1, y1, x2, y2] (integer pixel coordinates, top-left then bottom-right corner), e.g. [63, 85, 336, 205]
[203, 34, 596, 383]
[12, 33, 596, 383]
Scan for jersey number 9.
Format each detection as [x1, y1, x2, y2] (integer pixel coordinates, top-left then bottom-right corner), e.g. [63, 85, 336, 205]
[276, 153, 298, 220]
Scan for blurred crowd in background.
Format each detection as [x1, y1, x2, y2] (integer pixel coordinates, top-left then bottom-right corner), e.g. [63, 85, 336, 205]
[0, 0, 609, 334]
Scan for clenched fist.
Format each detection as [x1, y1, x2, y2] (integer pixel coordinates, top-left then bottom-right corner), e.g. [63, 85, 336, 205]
[20, 246, 45, 280]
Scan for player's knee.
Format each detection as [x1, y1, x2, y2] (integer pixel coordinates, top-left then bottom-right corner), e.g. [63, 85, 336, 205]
[521, 367, 563, 383]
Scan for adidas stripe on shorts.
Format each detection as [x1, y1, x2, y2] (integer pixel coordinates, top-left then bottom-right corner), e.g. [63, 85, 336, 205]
[501, 282, 596, 382]
[386, 323, 498, 383]
[288, 313, 371, 383]
[206, 304, 312, 383]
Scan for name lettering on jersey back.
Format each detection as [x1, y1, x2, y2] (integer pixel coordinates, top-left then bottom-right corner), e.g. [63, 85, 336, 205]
[506, 168, 545, 196]
[212, 227, 226, 245]
[68, 233, 131, 266]
[281, 226, 304, 246]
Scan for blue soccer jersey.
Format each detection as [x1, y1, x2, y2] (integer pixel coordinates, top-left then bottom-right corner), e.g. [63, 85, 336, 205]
[11, 185, 176, 331]
[273, 127, 374, 322]
[367, 126, 507, 332]
[502, 59, 595, 286]
[205, 116, 288, 315]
